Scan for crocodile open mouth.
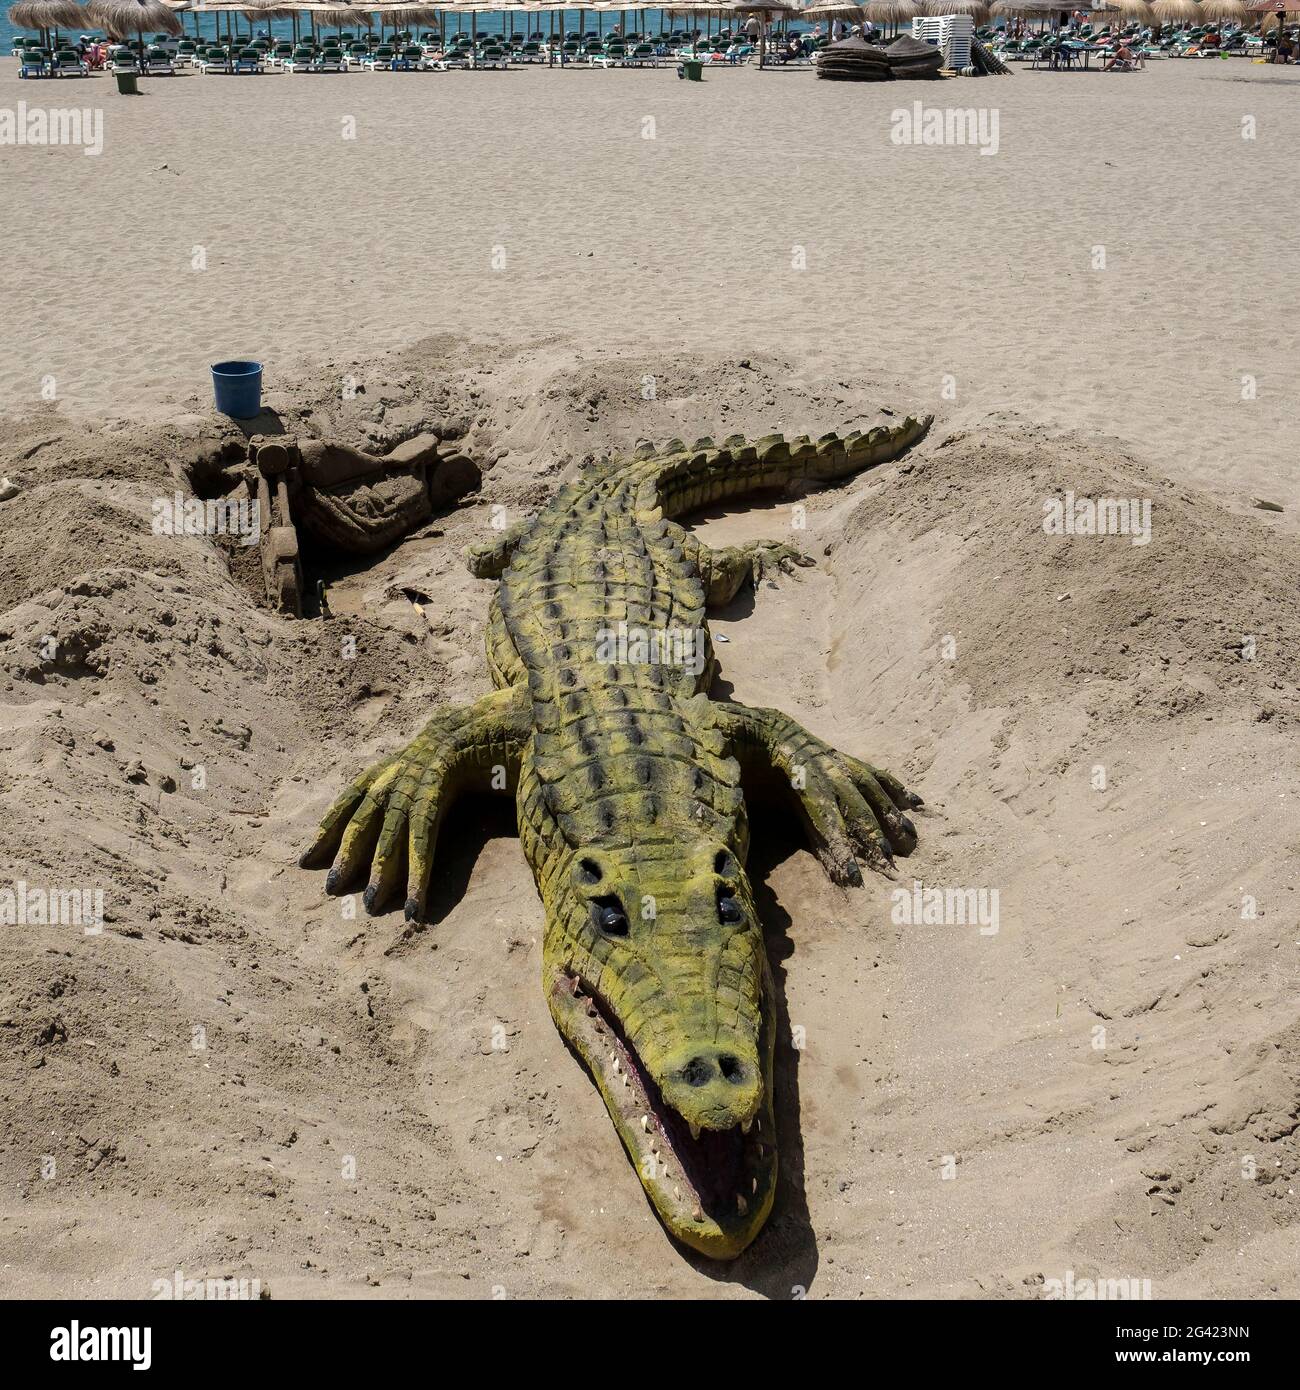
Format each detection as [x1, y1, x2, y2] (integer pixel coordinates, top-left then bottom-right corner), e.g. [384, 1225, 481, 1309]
[549, 969, 777, 1259]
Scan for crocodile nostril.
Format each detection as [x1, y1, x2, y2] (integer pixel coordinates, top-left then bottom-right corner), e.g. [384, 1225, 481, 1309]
[678, 1053, 747, 1088]
[679, 1056, 716, 1088]
[718, 1054, 745, 1083]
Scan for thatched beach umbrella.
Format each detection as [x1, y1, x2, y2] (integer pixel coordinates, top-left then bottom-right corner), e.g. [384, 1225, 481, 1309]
[989, 0, 1059, 13]
[863, 0, 919, 31]
[1255, 0, 1300, 56]
[800, 2, 865, 16]
[369, 1, 425, 29]
[920, 0, 988, 17]
[85, 0, 182, 54]
[731, 0, 798, 61]
[863, 0, 917, 16]
[800, 1, 865, 42]
[1149, 0, 1200, 19]
[1086, 0, 1154, 19]
[1196, 0, 1245, 17]
[10, 0, 91, 47]
[1251, 0, 1300, 21]
[299, 1, 376, 40]
[188, 1, 261, 43]
[238, 0, 294, 39]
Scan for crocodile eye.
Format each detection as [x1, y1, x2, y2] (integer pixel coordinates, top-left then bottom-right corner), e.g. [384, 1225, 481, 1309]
[592, 896, 629, 938]
[717, 893, 743, 925]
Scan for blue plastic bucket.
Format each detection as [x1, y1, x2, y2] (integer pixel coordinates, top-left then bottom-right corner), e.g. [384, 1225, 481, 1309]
[211, 360, 263, 419]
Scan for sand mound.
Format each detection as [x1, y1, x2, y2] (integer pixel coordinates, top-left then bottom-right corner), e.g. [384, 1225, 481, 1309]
[1, 341, 1296, 1298]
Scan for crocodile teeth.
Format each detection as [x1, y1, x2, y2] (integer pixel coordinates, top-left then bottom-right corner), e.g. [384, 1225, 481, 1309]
[693, 1207, 704, 1223]
[641, 1115, 651, 1133]
[736, 1193, 748, 1215]
[674, 1186, 682, 1202]
[741, 1117, 753, 1135]
[612, 1055, 620, 1075]
[751, 1177, 758, 1195]
[689, 1122, 701, 1141]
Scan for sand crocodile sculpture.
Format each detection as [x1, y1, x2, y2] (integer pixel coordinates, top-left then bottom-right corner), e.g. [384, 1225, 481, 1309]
[301, 417, 930, 1258]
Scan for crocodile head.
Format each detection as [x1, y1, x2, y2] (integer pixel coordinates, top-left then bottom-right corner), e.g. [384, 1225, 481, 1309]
[546, 838, 776, 1259]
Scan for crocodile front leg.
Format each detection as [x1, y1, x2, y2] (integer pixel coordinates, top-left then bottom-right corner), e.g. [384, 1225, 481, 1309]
[300, 684, 531, 919]
[463, 518, 534, 579]
[713, 701, 922, 886]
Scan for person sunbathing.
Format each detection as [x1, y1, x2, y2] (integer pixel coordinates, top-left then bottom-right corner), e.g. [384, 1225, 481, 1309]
[1104, 41, 1135, 69]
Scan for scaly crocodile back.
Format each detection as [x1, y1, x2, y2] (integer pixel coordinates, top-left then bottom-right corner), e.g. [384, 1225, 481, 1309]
[497, 418, 930, 886]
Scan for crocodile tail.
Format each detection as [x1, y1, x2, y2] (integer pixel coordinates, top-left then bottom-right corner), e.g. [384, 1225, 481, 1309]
[627, 417, 932, 518]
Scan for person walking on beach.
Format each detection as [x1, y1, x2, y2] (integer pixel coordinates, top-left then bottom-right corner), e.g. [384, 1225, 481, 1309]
[1273, 7, 1294, 62]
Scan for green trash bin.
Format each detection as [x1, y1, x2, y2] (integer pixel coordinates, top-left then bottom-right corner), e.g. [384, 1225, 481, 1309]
[115, 70, 139, 94]
[682, 58, 702, 80]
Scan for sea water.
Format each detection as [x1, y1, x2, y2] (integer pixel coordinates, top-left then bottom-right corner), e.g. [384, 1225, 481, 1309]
[1, 9, 735, 50]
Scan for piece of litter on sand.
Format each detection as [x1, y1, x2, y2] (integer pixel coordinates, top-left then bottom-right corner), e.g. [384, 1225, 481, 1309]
[0, 478, 18, 501]
[715, 632, 731, 643]
[1250, 497, 1284, 513]
[1056, 592, 1072, 602]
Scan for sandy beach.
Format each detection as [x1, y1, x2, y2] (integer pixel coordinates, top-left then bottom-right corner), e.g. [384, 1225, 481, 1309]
[1, 52, 1299, 1301]
[3, 58, 1299, 510]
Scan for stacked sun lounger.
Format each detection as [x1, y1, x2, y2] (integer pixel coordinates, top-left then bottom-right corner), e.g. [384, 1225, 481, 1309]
[813, 36, 892, 80]
[912, 14, 973, 70]
[886, 33, 945, 78]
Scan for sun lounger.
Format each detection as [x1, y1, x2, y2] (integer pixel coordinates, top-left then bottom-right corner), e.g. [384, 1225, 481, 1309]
[472, 43, 509, 69]
[389, 44, 424, 70]
[626, 42, 659, 67]
[233, 48, 264, 74]
[282, 45, 315, 72]
[199, 47, 233, 74]
[108, 45, 140, 74]
[592, 42, 628, 67]
[362, 44, 395, 69]
[143, 46, 175, 75]
[315, 46, 346, 71]
[51, 48, 88, 76]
